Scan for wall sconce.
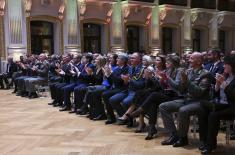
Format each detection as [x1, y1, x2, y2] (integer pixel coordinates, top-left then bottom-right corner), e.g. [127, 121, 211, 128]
[0, 0, 5, 16]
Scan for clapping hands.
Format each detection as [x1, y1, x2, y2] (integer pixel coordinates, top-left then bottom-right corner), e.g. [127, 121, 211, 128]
[121, 74, 130, 84]
[181, 69, 188, 83]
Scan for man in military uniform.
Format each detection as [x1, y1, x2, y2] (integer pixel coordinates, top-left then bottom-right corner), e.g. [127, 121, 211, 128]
[159, 52, 212, 147]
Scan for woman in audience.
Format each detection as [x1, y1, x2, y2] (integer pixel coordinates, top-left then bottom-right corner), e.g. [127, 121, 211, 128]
[77, 55, 105, 115]
[84, 54, 118, 120]
[117, 54, 153, 126]
[117, 55, 166, 127]
[199, 54, 235, 154]
[127, 54, 182, 140]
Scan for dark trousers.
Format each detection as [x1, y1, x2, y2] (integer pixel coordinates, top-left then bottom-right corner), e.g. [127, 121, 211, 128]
[74, 84, 88, 109]
[0, 73, 10, 88]
[199, 102, 233, 148]
[109, 90, 135, 117]
[49, 82, 60, 100]
[12, 72, 24, 91]
[140, 92, 169, 125]
[102, 89, 122, 120]
[62, 83, 77, 108]
[85, 85, 107, 118]
[54, 83, 67, 105]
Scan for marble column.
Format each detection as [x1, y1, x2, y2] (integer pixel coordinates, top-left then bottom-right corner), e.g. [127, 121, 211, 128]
[4, 0, 27, 60]
[209, 13, 218, 49]
[110, 0, 124, 53]
[63, 0, 81, 53]
[0, 15, 5, 58]
[182, 9, 192, 54]
[149, 1, 161, 56]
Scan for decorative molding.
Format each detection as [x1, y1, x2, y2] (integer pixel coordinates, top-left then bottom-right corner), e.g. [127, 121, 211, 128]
[0, 16, 5, 58]
[191, 12, 198, 24]
[79, 0, 86, 16]
[58, 1, 65, 20]
[26, 17, 31, 54]
[0, 0, 5, 16]
[217, 14, 224, 25]
[24, 0, 32, 17]
[123, 4, 130, 19]
[159, 8, 166, 21]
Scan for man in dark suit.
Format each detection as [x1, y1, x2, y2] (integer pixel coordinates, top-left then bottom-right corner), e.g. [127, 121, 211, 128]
[0, 57, 18, 89]
[59, 54, 83, 111]
[159, 52, 212, 147]
[204, 49, 224, 77]
[102, 53, 129, 124]
[63, 54, 95, 112]
[109, 52, 144, 120]
[50, 54, 72, 106]
[24, 54, 49, 98]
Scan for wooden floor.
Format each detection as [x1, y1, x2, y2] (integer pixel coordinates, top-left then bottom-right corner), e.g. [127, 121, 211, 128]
[0, 90, 234, 155]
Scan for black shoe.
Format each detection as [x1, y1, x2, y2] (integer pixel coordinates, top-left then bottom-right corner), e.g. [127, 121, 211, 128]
[54, 102, 62, 107]
[29, 93, 38, 99]
[77, 110, 88, 115]
[145, 125, 158, 140]
[199, 143, 206, 151]
[161, 135, 179, 145]
[201, 147, 213, 154]
[69, 109, 77, 114]
[105, 119, 116, 125]
[59, 106, 71, 111]
[48, 100, 56, 105]
[93, 114, 107, 121]
[126, 118, 134, 128]
[12, 90, 17, 93]
[87, 114, 93, 120]
[76, 108, 88, 115]
[173, 136, 188, 147]
[21, 93, 28, 97]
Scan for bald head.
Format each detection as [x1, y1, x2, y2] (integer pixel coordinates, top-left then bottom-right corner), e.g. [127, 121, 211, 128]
[231, 50, 235, 55]
[130, 52, 142, 67]
[189, 52, 203, 69]
[39, 53, 47, 61]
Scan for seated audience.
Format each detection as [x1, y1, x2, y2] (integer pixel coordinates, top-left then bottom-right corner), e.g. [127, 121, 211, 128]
[0, 56, 18, 89]
[199, 54, 235, 154]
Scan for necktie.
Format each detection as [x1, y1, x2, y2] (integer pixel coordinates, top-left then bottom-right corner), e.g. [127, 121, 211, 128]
[132, 67, 136, 76]
[209, 64, 214, 72]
